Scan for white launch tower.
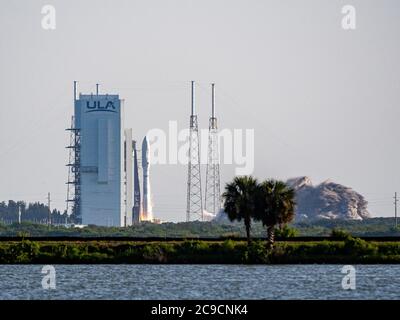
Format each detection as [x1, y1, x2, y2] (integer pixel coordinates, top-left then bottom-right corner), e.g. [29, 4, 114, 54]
[67, 83, 134, 227]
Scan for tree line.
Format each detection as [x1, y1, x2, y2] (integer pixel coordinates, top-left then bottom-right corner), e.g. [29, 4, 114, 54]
[223, 176, 296, 249]
[0, 200, 67, 224]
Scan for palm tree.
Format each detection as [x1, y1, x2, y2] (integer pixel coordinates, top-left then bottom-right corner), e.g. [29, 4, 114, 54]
[257, 180, 296, 249]
[222, 176, 260, 244]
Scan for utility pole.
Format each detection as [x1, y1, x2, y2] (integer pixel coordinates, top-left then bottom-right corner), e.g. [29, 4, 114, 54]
[394, 192, 398, 228]
[47, 192, 51, 226]
[18, 205, 21, 224]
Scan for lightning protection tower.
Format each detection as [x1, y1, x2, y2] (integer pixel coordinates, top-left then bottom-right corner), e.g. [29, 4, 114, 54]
[186, 81, 203, 221]
[204, 83, 221, 215]
[66, 81, 82, 223]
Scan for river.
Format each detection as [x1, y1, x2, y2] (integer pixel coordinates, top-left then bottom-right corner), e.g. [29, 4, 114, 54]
[0, 264, 399, 299]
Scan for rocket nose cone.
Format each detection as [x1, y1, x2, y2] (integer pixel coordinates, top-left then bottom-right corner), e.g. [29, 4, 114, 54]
[142, 136, 148, 149]
[142, 136, 150, 164]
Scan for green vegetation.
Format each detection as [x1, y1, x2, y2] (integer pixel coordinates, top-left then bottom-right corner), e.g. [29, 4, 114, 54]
[255, 179, 296, 248]
[223, 176, 296, 247]
[1, 218, 400, 238]
[223, 176, 260, 244]
[295, 218, 400, 237]
[330, 228, 352, 239]
[0, 200, 67, 224]
[275, 225, 299, 238]
[1, 237, 400, 264]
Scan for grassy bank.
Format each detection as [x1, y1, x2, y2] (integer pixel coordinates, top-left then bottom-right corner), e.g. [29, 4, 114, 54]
[2, 218, 400, 238]
[1, 237, 400, 264]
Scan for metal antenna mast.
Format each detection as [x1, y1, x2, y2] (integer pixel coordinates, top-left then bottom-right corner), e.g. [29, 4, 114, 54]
[18, 205, 21, 224]
[66, 81, 82, 224]
[186, 81, 203, 221]
[205, 83, 221, 216]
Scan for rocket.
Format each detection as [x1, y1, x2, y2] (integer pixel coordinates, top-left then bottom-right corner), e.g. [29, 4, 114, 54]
[132, 140, 141, 224]
[141, 136, 153, 221]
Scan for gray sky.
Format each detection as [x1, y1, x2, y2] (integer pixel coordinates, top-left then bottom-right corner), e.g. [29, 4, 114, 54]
[0, 0, 399, 221]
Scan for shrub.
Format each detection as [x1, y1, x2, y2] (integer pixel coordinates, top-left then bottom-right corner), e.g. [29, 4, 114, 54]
[178, 240, 210, 255]
[377, 242, 400, 255]
[243, 240, 268, 264]
[16, 231, 31, 238]
[81, 252, 110, 263]
[142, 244, 167, 263]
[343, 237, 378, 256]
[330, 228, 351, 239]
[220, 232, 241, 239]
[222, 239, 236, 251]
[7, 240, 40, 263]
[276, 225, 298, 238]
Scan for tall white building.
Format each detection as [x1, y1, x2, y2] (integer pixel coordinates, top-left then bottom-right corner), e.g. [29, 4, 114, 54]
[74, 93, 132, 226]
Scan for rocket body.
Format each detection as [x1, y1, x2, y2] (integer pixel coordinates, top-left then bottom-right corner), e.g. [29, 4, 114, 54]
[141, 136, 153, 221]
[132, 140, 141, 224]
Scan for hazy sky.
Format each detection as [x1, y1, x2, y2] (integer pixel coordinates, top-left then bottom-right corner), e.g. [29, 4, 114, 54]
[0, 0, 399, 221]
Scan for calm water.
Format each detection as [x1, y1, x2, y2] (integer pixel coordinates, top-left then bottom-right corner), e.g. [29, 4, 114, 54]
[0, 264, 399, 300]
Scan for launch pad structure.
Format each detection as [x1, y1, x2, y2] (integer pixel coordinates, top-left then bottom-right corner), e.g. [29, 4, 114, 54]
[66, 80, 222, 226]
[186, 81, 203, 222]
[66, 81, 81, 223]
[66, 81, 156, 226]
[204, 83, 221, 216]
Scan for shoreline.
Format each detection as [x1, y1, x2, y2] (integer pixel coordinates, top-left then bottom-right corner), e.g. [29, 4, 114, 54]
[1, 237, 400, 264]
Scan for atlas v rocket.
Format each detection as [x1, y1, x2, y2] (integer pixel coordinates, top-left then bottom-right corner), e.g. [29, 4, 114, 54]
[132, 140, 141, 224]
[141, 136, 153, 221]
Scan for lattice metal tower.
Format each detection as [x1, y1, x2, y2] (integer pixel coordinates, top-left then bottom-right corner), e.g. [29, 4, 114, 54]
[66, 81, 81, 223]
[66, 115, 74, 216]
[205, 83, 221, 215]
[186, 81, 203, 221]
